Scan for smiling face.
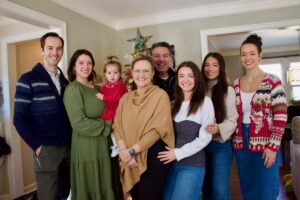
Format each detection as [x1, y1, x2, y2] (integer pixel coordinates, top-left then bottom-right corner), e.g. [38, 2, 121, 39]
[151, 46, 173, 75]
[178, 66, 195, 96]
[132, 60, 154, 90]
[203, 56, 220, 81]
[40, 36, 63, 68]
[74, 54, 93, 82]
[240, 43, 262, 70]
[105, 64, 121, 84]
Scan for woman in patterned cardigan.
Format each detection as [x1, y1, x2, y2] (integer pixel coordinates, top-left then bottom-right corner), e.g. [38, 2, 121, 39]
[233, 34, 287, 200]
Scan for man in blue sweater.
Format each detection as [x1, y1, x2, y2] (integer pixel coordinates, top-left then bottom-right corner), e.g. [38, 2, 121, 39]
[14, 32, 72, 200]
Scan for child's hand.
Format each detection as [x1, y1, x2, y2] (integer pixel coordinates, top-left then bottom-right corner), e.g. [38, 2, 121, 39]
[95, 92, 104, 100]
[95, 82, 105, 87]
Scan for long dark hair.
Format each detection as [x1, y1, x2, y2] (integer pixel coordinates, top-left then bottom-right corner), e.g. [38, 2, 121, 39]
[67, 49, 96, 82]
[201, 52, 228, 123]
[172, 61, 205, 117]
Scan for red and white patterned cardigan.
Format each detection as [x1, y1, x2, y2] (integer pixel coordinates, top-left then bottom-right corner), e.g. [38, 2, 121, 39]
[233, 73, 287, 152]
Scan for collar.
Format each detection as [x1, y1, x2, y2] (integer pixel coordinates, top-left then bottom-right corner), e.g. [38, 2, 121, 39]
[207, 79, 218, 90]
[46, 68, 61, 78]
[155, 68, 176, 80]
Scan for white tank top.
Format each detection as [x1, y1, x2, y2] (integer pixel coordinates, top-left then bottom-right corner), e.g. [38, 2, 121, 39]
[241, 91, 254, 124]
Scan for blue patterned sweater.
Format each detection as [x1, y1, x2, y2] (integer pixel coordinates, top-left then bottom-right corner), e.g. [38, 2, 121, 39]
[13, 63, 72, 151]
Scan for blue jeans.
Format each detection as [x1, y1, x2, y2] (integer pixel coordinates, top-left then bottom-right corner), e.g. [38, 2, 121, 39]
[203, 140, 233, 200]
[235, 124, 280, 200]
[164, 164, 205, 200]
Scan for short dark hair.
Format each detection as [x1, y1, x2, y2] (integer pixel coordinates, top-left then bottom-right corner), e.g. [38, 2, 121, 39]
[67, 49, 96, 82]
[40, 32, 64, 50]
[150, 41, 172, 56]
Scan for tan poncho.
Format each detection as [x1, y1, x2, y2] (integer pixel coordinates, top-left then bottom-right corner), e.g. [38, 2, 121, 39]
[113, 85, 175, 192]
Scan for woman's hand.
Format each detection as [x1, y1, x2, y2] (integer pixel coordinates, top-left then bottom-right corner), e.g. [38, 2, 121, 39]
[205, 122, 219, 135]
[262, 148, 277, 168]
[157, 146, 176, 164]
[126, 157, 138, 168]
[95, 92, 104, 100]
[119, 149, 131, 164]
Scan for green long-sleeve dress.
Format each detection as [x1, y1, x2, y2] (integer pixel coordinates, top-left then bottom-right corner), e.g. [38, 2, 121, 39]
[63, 81, 114, 200]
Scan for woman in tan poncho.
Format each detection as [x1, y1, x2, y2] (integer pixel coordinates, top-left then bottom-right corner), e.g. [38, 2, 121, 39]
[113, 55, 175, 200]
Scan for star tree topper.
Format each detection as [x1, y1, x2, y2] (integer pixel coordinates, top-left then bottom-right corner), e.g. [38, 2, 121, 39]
[127, 28, 152, 58]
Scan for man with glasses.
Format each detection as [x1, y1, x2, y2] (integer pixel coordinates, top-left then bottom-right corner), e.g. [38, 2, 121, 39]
[150, 42, 176, 101]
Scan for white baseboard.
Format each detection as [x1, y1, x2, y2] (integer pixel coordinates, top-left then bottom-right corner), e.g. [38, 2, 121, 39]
[24, 182, 37, 194]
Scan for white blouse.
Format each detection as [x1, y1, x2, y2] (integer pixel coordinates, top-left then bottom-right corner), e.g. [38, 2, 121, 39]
[241, 91, 254, 124]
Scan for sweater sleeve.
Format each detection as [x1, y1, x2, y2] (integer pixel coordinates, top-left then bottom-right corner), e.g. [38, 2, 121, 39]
[267, 78, 287, 151]
[175, 97, 214, 161]
[13, 76, 41, 151]
[217, 87, 238, 142]
[63, 84, 111, 137]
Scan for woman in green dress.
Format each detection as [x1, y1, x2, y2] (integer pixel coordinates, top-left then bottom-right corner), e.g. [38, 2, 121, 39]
[63, 49, 114, 200]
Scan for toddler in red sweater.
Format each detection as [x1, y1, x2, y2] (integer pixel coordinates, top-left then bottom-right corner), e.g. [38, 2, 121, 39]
[96, 56, 128, 157]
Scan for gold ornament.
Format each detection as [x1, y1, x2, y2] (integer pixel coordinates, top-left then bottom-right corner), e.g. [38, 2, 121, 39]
[127, 28, 152, 58]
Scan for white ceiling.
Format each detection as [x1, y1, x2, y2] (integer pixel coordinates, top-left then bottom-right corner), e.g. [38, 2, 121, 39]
[1, 0, 300, 53]
[50, 0, 300, 30]
[0, 16, 18, 26]
[53, 0, 237, 19]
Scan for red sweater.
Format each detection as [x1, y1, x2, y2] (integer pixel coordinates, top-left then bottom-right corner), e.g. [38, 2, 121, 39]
[100, 80, 127, 121]
[233, 73, 287, 152]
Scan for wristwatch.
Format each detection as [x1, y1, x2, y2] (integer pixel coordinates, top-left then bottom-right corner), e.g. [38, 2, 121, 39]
[129, 148, 136, 157]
